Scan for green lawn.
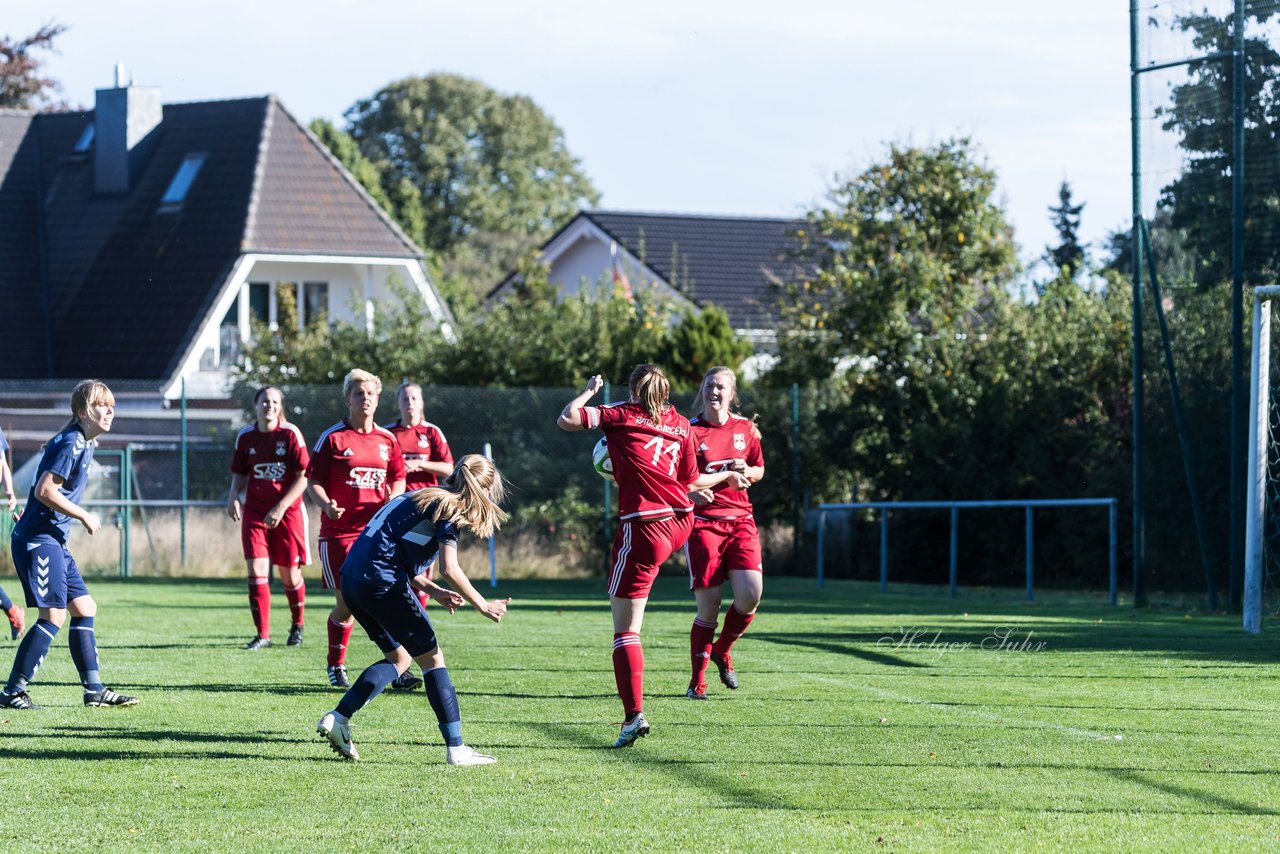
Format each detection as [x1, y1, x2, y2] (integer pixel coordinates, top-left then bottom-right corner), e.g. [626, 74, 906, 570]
[0, 575, 1276, 851]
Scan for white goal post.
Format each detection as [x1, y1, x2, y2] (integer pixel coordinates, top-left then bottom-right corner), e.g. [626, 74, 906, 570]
[1245, 285, 1280, 634]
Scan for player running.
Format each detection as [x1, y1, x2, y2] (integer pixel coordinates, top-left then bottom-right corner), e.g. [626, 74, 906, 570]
[316, 454, 509, 765]
[0, 425, 25, 639]
[305, 370, 414, 690]
[684, 367, 765, 699]
[0, 380, 137, 710]
[557, 365, 725, 748]
[226, 386, 311, 650]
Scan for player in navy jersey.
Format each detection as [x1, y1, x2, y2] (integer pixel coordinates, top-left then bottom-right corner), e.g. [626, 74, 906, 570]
[305, 369, 409, 690]
[0, 426, 25, 639]
[557, 365, 726, 748]
[227, 386, 311, 649]
[684, 367, 765, 699]
[0, 381, 137, 709]
[315, 454, 509, 765]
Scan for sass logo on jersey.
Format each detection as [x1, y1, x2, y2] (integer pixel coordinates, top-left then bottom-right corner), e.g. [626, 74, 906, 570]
[733, 433, 746, 451]
[348, 467, 387, 490]
[253, 462, 287, 481]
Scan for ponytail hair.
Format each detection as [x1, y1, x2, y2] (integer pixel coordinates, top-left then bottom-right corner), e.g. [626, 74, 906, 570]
[412, 454, 509, 539]
[629, 364, 670, 424]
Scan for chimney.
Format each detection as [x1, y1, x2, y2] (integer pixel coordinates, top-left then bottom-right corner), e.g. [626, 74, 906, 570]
[94, 65, 162, 194]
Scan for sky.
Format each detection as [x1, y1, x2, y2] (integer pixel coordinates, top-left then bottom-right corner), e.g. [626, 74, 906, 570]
[10, 1, 1135, 271]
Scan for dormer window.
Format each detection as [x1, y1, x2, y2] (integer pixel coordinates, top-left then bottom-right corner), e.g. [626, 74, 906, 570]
[160, 153, 206, 207]
[73, 123, 95, 153]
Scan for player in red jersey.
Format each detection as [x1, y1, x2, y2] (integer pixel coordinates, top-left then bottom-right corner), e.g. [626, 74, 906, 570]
[227, 386, 311, 650]
[558, 364, 735, 748]
[683, 367, 765, 699]
[386, 381, 454, 611]
[387, 382, 454, 492]
[305, 369, 408, 689]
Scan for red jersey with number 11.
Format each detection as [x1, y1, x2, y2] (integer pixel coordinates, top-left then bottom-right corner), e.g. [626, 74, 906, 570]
[580, 402, 697, 521]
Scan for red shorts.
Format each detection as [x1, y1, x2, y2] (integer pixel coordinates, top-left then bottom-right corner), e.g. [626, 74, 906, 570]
[241, 504, 310, 567]
[685, 515, 763, 590]
[608, 513, 694, 600]
[318, 535, 360, 590]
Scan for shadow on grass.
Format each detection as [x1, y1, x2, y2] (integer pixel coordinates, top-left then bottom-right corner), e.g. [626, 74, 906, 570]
[751, 632, 929, 667]
[1106, 768, 1280, 815]
[532, 720, 806, 811]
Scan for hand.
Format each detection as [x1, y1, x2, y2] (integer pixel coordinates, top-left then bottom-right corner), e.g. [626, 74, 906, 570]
[730, 459, 748, 473]
[264, 506, 285, 528]
[227, 497, 242, 522]
[729, 472, 751, 490]
[80, 511, 102, 536]
[690, 488, 715, 506]
[585, 375, 604, 395]
[433, 589, 464, 613]
[5, 493, 15, 512]
[480, 598, 510, 623]
[323, 500, 345, 520]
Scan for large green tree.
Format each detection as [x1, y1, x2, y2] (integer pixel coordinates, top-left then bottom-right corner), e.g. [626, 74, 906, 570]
[341, 74, 600, 295]
[1158, 3, 1280, 285]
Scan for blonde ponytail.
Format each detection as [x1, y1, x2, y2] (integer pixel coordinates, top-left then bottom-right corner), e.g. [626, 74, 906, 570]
[629, 364, 670, 424]
[412, 454, 509, 539]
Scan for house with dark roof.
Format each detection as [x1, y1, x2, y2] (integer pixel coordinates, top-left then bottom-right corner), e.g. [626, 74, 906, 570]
[0, 73, 451, 398]
[489, 210, 808, 349]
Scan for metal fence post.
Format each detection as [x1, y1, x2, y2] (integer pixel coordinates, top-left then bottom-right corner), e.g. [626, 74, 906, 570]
[791, 383, 801, 551]
[1025, 506, 1034, 602]
[949, 506, 959, 598]
[484, 442, 497, 588]
[879, 509, 889, 592]
[180, 376, 188, 567]
[1109, 500, 1118, 606]
[121, 445, 132, 579]
[816, 509, 826, 589]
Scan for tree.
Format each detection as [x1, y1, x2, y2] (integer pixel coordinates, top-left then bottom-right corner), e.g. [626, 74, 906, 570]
[1157, 4, 1280, 285]
[654, 306, 753, 389]
[1046, 181, 1085, 278]
[342, 74, 600, 294]
[309, 119, 428, 253]
[0, 20, 69, 110]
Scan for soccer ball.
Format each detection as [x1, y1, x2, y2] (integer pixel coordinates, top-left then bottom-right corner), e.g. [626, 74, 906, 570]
[592, 436, 614, 483]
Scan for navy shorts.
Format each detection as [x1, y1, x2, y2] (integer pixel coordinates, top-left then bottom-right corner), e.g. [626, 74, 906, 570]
[11, 536, 91, 609]
[342, 574, 440, 658]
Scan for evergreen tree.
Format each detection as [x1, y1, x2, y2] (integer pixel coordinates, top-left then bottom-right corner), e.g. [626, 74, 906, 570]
[1046, 181, 1085, 277]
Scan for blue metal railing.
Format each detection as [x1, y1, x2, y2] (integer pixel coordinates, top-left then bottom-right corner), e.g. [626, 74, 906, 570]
[814, 499, 1120, 604]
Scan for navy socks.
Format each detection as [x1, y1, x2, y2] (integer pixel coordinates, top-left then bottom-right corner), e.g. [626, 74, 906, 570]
[423, 666, 463, 747]
[5, 619, 58, 694]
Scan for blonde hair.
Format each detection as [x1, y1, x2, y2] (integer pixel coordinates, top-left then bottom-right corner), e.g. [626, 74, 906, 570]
[629, 364, 670, 424]
[412, 454, 509, 539]
[70, 380, 114, 420]
[343, 369, 382, 399]
[691, 366, 740, 419]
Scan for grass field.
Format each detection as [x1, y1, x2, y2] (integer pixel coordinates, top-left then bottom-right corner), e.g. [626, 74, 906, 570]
[0, 574, 1276, 851]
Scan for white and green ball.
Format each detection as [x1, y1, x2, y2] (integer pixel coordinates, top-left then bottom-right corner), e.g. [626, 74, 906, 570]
[592, 436, 614, 483]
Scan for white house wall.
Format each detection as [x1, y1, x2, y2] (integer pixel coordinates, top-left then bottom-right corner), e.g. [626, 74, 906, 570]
[547, 234, 689, 309]
[168, 256, 443, 400]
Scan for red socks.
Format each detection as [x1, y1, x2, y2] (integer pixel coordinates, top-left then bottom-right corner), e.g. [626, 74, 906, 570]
[284, 581, 305, 628]
[327, 615, 353, 667]
[690, 619, 716, 684]
[612, 632, 644, 717]
[713, 606, 754, 657]
[248, 577, 271, 639]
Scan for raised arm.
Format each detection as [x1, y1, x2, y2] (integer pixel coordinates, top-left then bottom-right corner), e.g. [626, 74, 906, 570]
[556, 375, 605, 432]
